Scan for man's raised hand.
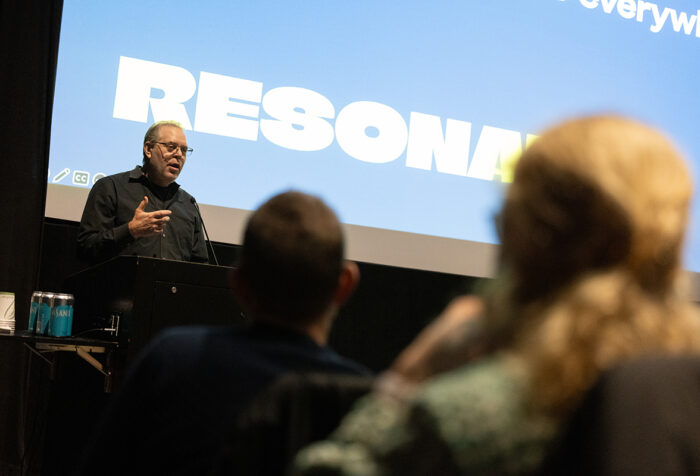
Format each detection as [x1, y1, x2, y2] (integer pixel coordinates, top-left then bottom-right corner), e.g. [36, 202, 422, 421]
[128, 196, 172, 238]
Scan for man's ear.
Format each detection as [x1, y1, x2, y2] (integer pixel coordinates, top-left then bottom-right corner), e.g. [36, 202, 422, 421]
[333, 261, 360, 306]
[143, 142, 153, 160]
[230, 268, 254, 313]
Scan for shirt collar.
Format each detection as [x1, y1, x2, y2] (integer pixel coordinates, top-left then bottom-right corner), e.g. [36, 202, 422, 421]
[129, 165, 180, 192]
[248, 321, 323, 349]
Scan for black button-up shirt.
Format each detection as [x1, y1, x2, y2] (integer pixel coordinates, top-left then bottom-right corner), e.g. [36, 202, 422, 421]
[77, 166, 209, 264]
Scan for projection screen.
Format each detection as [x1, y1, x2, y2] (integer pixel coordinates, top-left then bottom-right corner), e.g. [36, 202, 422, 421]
[46, 0, 700, 291]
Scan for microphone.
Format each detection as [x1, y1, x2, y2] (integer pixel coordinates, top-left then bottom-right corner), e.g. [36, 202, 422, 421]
[190, 197, 219, 265]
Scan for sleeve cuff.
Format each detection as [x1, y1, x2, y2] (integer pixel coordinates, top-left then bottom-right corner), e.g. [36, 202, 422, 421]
[114, 222, 135, 246]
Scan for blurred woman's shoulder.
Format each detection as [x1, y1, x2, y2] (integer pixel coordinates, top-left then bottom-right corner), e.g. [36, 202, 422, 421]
[413, 354, 557, 475]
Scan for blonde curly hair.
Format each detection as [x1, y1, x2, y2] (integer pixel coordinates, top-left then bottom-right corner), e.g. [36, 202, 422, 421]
[488, 116, 700, 417]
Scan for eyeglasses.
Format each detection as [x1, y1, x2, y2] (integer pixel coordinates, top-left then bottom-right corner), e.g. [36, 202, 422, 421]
[154, 142, 193, 157]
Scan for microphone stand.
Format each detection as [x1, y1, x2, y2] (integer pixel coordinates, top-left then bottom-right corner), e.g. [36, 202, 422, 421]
[190, 198, 219, 265]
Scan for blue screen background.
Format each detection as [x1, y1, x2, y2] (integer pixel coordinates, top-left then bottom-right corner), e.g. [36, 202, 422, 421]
[49, 0, 700, 271]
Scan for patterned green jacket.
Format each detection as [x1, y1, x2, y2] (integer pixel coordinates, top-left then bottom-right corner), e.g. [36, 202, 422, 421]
[291, 355, 557, 476]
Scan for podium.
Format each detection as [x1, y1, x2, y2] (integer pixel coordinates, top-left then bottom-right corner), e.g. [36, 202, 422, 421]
[29, 256, 243, 475]
[64, 255, 245, 367]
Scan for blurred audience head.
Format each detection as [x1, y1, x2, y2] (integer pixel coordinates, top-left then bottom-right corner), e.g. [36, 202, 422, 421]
[233, 190, 358, 330]
[501, 115, 691, 302]
[490, 115, 700, 415]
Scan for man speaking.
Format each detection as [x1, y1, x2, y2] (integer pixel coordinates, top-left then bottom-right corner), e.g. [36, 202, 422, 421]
[77, 121, 209, 264]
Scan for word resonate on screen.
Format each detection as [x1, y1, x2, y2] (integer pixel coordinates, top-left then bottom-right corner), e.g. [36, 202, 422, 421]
[113, 56, 538, 183]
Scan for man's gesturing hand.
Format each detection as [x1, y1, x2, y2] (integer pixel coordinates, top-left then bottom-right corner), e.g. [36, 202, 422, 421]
[128, 196, 172, 238]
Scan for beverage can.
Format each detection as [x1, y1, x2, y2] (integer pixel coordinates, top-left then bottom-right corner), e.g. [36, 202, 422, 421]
[0, 292, 15, 333]
[48, 294, 74, 337]
[28, 291, 43, 333]
[36, 293, 55, 335]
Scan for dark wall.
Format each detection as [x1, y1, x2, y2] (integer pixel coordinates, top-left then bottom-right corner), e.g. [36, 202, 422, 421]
[0, 2, 63, 475]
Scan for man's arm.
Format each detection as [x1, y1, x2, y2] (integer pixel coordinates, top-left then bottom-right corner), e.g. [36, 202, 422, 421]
[77, 180, 172, 263]
[77, 178, 134, 263]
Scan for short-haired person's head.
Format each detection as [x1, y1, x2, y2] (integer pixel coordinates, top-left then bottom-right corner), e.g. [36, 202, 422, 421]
[499, 115, 692, 303]
[142, 120, 185, 166]
[234, 191, 352, 325]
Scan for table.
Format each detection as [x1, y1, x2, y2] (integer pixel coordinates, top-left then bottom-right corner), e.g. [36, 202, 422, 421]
[0, 330, 120, 392]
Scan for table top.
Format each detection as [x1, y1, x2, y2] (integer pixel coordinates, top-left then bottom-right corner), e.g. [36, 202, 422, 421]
[0, 330, 119, 348]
